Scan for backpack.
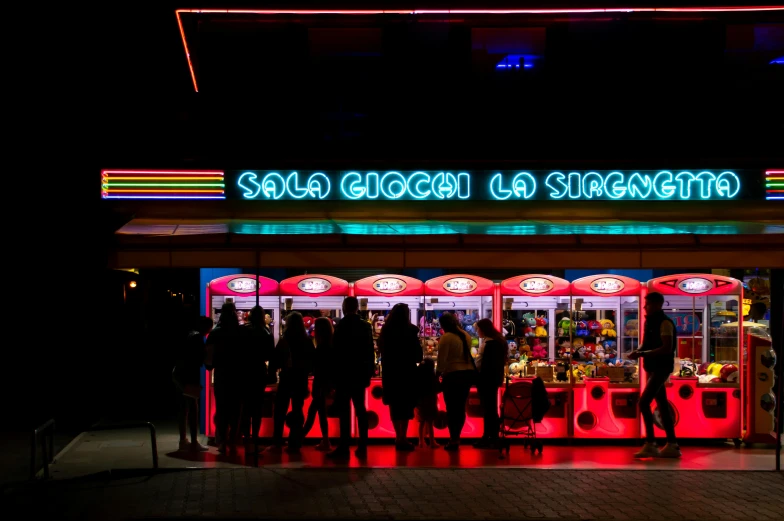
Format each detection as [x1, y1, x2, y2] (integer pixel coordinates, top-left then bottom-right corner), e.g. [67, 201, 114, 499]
[531, 377, 550, 423]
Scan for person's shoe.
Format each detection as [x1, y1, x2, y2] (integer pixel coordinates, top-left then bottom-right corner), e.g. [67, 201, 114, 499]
[444, 441, 460, 451]
[472, 438, 490, 448]
[178, 440, 191, 452]
[285, 446, 301, 455]
[265, 444, 283, 454]
[354, 445, 368, 458]
[190, 442, 209, 452]
[633, 442, 660, 459]
[326, 447, 351, 459]
[315, 439, 332, 452]
[659, 443, 682, 459]
[217, 443, 227, 454]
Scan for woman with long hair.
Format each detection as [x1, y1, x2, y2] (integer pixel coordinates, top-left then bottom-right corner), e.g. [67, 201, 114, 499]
[436, 312, 477, 451]
[473, 318, 508, 448]
[377, 303, 423, 450]
[207, 302, 243, 453]
[302, 317, 334, 451]
[269, 312, 315, 454]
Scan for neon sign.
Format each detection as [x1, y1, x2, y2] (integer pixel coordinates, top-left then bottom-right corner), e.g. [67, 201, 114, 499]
[679, 277, 713, 294]
[520, 277, 554, 294]
[104, 169, 759, 201]
[591, 277, 625, 294]
[443, 277, 478, 294]
[297, 277, 332, 294]
[373, 277, 407, 294]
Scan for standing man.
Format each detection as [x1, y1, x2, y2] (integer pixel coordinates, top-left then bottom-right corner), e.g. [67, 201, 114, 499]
[327, 297, 375, 459]
[240, 306, 275, 452]
[630, 291, 681, 458]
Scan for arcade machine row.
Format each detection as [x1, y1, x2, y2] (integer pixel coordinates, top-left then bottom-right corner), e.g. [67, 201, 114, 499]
[423, 274, 496, 438]
[352, 274, 426, 438]
[500, 274, 572, 438]
[204, 274, 280, 442]
[275, 274, 350, 440]
[644, 274, 743, 443]
[570, 275, 642, 439]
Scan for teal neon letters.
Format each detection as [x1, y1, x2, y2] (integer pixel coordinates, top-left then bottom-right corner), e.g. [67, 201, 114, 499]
[238, 170, 741, 201]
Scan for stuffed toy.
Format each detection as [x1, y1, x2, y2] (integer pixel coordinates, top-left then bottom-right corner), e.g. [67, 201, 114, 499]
[372, 314, 385, 337]
[587, 320, 602, 336]
[508, 362, 522, 377]
[625, 319, 639, 337]
[557, 339, 572, 359]
[603, 340, 617, 357]
[583, 343, 595, 358]
[535, 316, 549, 337]
[720, 364, 739, 383]
[594, 344, 606, 360]
[571, 338, 585, 358]
[576, 321, 589, 337]
[522, 313, 536, 337]
[600, 319, 616, 337]
[697, 362, 710, 375]
[519, 338, 531, 357]
[530, 338, 548, 359]
[699, 374, 722, 384]
[558, 317, 572, 337]
[706, 363, 723, 377]
[555, 361, 569, 381]
[679, 360, 697, 377]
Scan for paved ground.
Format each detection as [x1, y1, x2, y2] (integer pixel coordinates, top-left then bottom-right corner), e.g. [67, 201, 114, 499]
[5, 467, 784, 520]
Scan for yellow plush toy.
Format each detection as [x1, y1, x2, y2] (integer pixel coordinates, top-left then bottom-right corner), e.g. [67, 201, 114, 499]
[625, 319, 639, 337]
[601, 319, 616, 337]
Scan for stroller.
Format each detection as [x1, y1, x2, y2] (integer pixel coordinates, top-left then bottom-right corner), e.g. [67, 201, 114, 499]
[497, 376, 550, 457]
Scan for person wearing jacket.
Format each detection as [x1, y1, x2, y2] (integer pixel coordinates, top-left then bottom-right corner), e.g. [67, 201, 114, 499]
[239, 306, 275, 452]
[206, 303, 243, 454]
[436, 312, 477, 451]
[268, 312, 314, 455]
[174, 316, 213, 452]
[473, 318, 508, 448]
[377, 303, 423, 451]
[327, 297, 375, 459]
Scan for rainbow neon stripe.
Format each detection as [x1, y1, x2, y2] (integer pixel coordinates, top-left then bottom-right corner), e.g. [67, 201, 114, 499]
[101, 170, 226, 199]
[766, 170, 784, 200]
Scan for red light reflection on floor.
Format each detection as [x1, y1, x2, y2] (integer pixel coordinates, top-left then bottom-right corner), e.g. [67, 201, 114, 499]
[164, 443, 774, 471]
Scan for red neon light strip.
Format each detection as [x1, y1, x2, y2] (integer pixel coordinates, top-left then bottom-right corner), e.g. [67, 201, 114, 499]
[176, 6, 784, 92]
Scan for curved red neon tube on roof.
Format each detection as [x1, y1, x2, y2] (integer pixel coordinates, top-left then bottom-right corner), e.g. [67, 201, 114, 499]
[176, 5, 784, 92]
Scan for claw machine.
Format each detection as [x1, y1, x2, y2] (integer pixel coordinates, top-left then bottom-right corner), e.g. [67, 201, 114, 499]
[570, 275, 642, 439]
[276, 274, 350, 439]
[424, 274, 496, 438]
[352, 274, 425, 438]
[204, 274, 280, 442]
[500, 275, 572, 438]
[644, 274, 743, 442]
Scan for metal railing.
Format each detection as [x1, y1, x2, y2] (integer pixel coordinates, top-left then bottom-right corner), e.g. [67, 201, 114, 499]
[30, 419, 55, 480]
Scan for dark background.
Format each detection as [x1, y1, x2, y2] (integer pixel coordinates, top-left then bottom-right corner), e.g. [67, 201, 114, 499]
[8, 1, 782, 463]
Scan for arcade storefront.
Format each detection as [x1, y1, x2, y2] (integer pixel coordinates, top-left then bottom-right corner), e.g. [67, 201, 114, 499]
[102, 167, 783, 442]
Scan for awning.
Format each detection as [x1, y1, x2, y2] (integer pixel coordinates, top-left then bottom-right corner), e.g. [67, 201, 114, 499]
[109, 218, 784, 270]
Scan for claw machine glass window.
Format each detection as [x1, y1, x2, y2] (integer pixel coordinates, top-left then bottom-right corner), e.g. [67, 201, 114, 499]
[353, 274, 426, 438]
[277, 274, 350, 440]
[204, 274, 280, 442]
[644, 274, 743, 440]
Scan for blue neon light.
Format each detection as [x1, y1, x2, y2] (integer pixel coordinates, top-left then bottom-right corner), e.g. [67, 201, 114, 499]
[236, 170, 745, 201]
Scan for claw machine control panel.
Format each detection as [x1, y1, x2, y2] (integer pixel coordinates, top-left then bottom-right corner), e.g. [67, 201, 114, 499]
[500, 275, 572, 438]
[424, 274, 496, 438]
[204, 274, 280, 441]
[353, 275, 425, 438]
[644, 274, 743, 441]
[277, 274, 350, 439]
[570, 275, 642, 439]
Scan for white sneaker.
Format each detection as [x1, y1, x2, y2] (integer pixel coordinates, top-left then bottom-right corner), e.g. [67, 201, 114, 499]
[659, 443, 682, 458]
[190, 441, 209, 452]
[633, 442, 660, 458]
[178, 440, 191, 451]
